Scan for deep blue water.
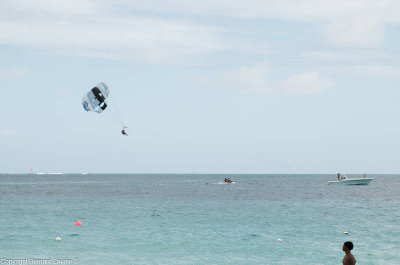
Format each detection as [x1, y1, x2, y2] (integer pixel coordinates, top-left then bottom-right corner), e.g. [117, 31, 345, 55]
[0, 174, 399, 264]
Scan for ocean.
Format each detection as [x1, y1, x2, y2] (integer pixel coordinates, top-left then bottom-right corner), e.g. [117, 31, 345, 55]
[0, 174, 399, 265]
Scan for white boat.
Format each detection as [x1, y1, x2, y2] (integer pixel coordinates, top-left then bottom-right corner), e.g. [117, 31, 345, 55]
[328, 178, 374, 185]
[328, 173, 373, 185]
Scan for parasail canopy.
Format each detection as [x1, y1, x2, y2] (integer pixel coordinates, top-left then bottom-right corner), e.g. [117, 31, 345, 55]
[82, 82, 110, 113]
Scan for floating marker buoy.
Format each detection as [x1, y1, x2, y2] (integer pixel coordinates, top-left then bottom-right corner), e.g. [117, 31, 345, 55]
[277, 238, 282, 242]
[56, 237, 61, 241]
[75, 221, 82, 226]
[344, 231, 349, 235]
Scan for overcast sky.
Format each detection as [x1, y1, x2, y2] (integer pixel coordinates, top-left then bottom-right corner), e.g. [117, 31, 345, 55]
[1, 0, 400, 174]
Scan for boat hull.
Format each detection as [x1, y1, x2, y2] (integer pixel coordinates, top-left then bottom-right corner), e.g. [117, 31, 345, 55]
[328, 178, 373, 185]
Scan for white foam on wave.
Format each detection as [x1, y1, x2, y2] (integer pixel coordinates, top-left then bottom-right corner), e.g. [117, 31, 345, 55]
[35, 172, 63, 175]
[1, 180, 120, 185]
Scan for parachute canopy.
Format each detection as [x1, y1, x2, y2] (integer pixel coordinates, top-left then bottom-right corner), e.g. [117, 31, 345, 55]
[82, 82, 110, 113]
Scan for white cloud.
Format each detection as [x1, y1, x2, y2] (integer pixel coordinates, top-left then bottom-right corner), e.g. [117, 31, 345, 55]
[210, 63, 333, 94]
[301, 50, 390, 63]
[0, 1, 228, 65]
[119, 0, 383, 21]
[281, 71, 334, 94]
[0, 0, 398, 65]
[0, 17, 225, 65]
[219, 62, 271, 92]
[321, 12, 384, 47]
[121, 0, 400, 47]
[337, 65, 400, 80]
[0, 130, 17, 137]
[299, 50, 400, 81]
[232, 1, 390, 48]
[1, 0, 100, 18]
[355, 65, 400, 79]
[0, 66, 29, 79]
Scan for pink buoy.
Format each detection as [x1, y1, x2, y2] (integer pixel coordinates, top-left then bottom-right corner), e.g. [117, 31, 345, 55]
[75, 221, 82, 226]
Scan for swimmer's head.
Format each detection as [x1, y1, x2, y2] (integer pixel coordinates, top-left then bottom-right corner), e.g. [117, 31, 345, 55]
[343, 241, 353, 251]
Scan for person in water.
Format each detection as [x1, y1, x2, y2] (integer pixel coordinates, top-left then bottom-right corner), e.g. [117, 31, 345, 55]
[342, 241, 356, 265]
[121, 129, 128, 136]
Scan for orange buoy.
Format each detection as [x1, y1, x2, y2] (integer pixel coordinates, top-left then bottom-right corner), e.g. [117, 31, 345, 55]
[75, 221, 82, 226]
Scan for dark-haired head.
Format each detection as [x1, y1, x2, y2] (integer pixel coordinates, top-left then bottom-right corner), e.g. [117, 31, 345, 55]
[344, 241, 353, 251]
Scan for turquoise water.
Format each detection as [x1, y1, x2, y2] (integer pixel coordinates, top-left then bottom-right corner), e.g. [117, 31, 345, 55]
[0, 174, 399, 264]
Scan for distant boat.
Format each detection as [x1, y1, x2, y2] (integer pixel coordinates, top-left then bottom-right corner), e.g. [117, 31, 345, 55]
[328, 178, 373, 185]
[328, 173, 373, 185]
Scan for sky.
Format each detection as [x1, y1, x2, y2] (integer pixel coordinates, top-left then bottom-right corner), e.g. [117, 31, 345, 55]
[1, 0, 400, 174]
